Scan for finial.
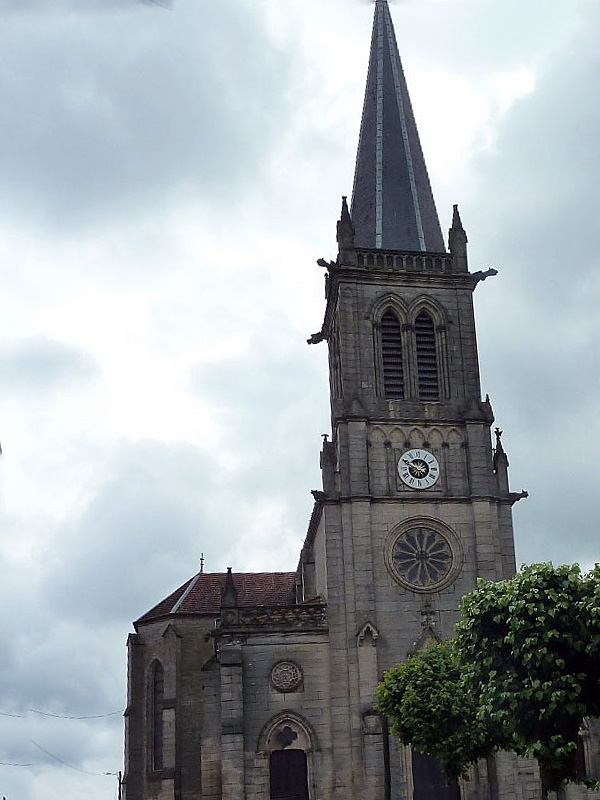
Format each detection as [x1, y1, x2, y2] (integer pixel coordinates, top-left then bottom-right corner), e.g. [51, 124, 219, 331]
[448, 203, 468, 267]
[322, 433, 329, 443]
[337, 196, 355, 250]
[199, 553, 204, 574]
[221, 567, 238, 608]
[341, 196, 351, 222]
[451, 204, 465, 231]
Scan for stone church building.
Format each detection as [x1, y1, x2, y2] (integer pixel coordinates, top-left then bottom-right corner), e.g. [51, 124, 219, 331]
[123, 2, 599, 799]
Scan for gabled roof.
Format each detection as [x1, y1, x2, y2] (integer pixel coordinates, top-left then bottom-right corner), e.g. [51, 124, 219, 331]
[351, 0, 444, 252]
[135, 571, 296, 625]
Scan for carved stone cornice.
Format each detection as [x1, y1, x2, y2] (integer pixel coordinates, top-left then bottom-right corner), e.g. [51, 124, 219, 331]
[216, 603, 328, 635]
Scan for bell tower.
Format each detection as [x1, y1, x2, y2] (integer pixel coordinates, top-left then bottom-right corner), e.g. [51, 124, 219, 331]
[307, 1, 525, 797]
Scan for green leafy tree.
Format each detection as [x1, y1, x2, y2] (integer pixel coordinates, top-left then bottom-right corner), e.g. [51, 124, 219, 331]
[457, 563, 600, 793]
[377, 564, 600, 795]
[376, 641, 492, 778]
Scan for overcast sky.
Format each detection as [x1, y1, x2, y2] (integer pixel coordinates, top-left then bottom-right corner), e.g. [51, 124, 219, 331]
[0, 0, 599, 797]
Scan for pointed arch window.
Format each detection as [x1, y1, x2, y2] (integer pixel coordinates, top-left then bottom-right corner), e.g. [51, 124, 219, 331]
[151, 661, 164, 771]
[380, 309, 404, 399]
[415, 311, 439, 401]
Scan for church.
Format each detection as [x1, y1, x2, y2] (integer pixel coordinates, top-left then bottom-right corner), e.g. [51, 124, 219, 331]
[122, 3, 598, 799]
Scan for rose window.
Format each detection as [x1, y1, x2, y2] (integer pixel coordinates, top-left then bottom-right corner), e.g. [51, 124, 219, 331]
[390, 527, 453, 589]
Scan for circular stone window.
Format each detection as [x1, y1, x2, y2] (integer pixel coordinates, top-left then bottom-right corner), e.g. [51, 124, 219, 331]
[385, 518, 462, 593]
[270, 661, 303, 693]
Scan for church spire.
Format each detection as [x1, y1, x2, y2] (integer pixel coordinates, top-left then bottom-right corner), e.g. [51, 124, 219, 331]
[350, 0, 445, 253]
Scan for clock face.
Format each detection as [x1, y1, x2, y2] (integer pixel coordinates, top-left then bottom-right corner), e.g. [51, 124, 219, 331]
[398, 448, 440, 489]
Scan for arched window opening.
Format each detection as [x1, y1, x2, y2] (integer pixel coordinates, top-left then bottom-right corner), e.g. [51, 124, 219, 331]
[151, 661, 164, 771]
[381, 310, 404, 399]
[415, 312, 439, 400]
[270, 749, 309, 800]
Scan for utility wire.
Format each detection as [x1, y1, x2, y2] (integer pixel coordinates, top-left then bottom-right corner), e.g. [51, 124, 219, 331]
[29, 709, 122, 720]
[0, 708, 122, 720]
[30, 740, 117, 778]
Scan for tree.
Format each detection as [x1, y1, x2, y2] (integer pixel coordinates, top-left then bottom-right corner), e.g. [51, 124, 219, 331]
[376, 641, 492, 779]
[376, 563, 600, 795]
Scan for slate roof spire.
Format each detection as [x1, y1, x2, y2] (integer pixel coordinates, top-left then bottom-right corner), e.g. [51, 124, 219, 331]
[350, 0, 445, 252]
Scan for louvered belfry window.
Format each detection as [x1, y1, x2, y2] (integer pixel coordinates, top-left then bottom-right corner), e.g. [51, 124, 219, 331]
[415, 311, 439, 400]
[381, 310, 404, 399]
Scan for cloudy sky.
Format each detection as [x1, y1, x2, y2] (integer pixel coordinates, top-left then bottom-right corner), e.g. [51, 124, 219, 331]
[0, 0, 599, 796]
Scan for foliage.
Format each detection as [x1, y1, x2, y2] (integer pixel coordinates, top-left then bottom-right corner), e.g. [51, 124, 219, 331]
[376, 641, 492, 778]
[377, 563, 600, 793]
[456, 562, 600, 791]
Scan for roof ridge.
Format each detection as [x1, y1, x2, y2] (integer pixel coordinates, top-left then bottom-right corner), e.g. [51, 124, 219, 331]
[170, 571, 201, 614]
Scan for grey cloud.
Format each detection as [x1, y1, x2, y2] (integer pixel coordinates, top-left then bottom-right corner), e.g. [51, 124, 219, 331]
[460, 9, 600, 568]
[0, 616, 122, 714]
[0, 1, 291, 228]
[190, 328, 328, 483]
[384, 0, 589, 76]
[0, 710, 121, 785]
[466, 8, 600, 289]
[189, 329, 329, 568]
[43, 439, 222, 624]
[0, 336, 99, 394]
[0, 0, 169, 15]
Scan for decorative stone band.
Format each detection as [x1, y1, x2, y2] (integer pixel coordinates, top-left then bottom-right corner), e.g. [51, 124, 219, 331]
[218, 603, 328, 633]
[354, 249, 453, 273]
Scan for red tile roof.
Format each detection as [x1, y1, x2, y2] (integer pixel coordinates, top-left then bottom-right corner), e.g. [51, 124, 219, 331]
[136, 571, 296, 625]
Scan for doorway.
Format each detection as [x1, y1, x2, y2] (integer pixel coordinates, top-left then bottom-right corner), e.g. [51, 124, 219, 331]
[412, 750, 460, 800]
[269, 749, 309, 800]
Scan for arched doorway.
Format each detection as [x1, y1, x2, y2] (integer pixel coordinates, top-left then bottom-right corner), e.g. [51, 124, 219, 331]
[270, 749, 309, 800]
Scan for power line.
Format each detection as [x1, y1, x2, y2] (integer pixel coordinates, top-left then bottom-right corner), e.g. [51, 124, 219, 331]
[0, 708, 122, 720]
[29, 708, 122, 720]
[30, 740, 117, 778]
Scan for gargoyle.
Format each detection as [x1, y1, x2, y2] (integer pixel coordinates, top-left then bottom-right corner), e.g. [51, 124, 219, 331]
[471, 267, 498, 285]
